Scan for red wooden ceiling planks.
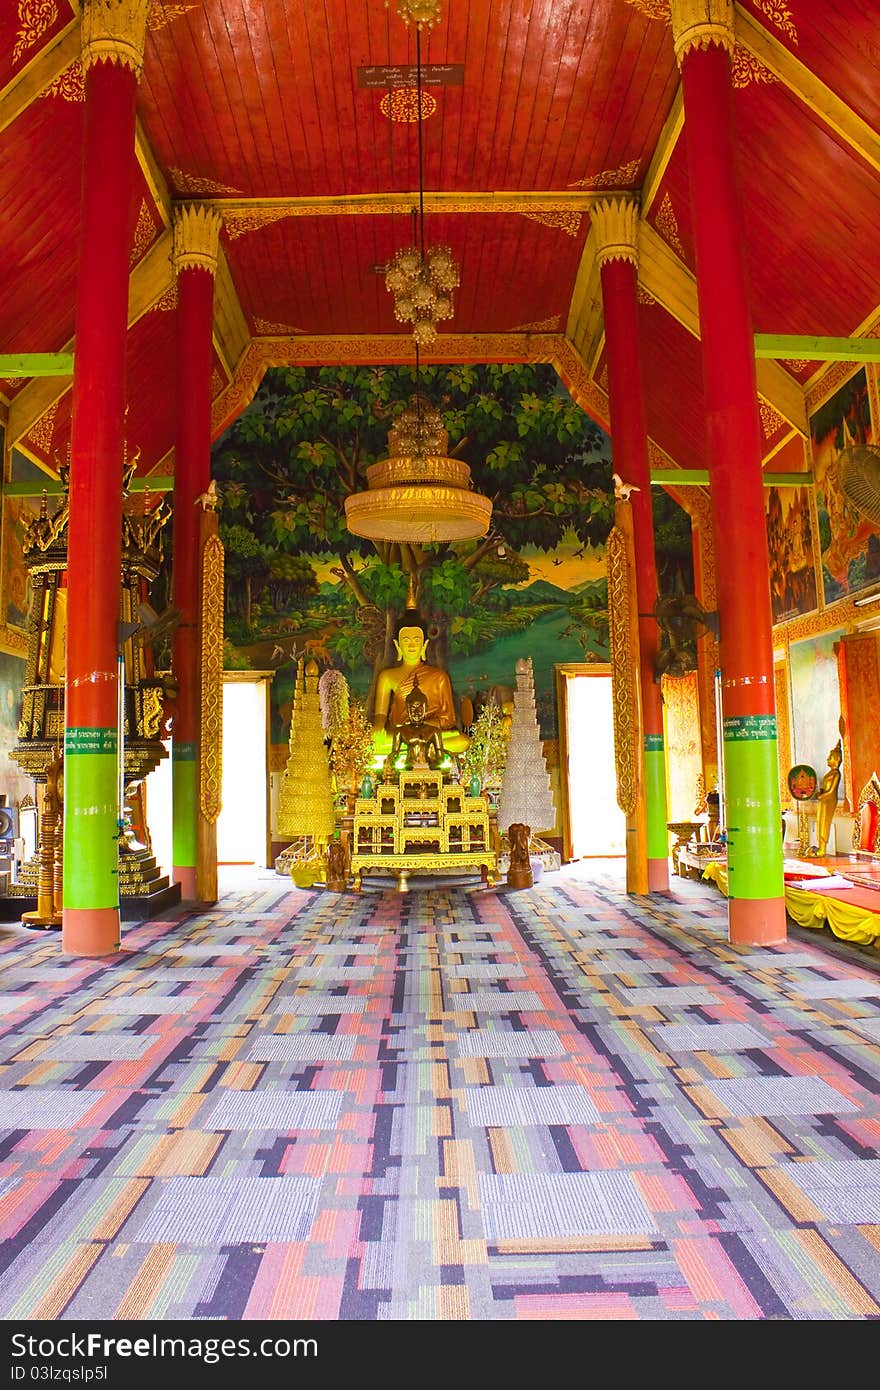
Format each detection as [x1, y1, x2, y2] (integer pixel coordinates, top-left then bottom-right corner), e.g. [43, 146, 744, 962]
[734, 78, 880, 338]
[224, 209, 585, 338]
[0, 1, 73, 94]
[0, 92, 82, 355]
[138, 0, 677, 199]
[739, 0, 880, 139]
[636, 300, 707, 475]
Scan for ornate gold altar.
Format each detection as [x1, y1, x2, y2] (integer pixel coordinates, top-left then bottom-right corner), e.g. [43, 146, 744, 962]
[350, 768, 498, 890]
[9, 465, 174, 902]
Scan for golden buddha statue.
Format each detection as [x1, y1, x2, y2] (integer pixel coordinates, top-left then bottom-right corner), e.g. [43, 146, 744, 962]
[390, 677, 445, 770]
[372, 614, 467, 754]
[815, 738, 842, 856]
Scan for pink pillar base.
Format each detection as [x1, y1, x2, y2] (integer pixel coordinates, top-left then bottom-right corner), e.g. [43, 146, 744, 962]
[648, 859, 670, 893]
[62, 907, 121, 957]
[728, 896, 788, 946]
[173, 866, 198, 900]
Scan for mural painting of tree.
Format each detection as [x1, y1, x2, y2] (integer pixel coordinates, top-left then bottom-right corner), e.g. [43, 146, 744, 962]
[213, 364, 615, 697]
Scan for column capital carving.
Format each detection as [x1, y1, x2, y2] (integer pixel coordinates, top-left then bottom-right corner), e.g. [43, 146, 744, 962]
[172, 203, 223, 277]
[81, 0, 150, 78]
[591, 195, 640, 269]
[669, 0, 735, 67]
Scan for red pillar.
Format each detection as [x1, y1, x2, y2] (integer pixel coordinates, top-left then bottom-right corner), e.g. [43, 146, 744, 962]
[671, 3, 785, 943]
[62, 55, 140, 956]
[595, 200, 669, 892]
[171, 208, 221, 899]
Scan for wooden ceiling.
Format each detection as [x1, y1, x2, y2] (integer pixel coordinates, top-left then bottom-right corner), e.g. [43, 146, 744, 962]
[1, 0, 878, 476]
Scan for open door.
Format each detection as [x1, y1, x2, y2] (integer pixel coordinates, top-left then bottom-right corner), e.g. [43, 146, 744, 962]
[557, 663, 626, 861]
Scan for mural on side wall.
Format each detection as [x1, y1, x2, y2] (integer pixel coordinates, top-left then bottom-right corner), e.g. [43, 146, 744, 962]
[765, 485, 818, 622]
[789, 628, 843, 782]
[811, 367, 878, 604]
[0, 650, 29, 806]
[212, 364, 694, 749]
[1, 496, 39, 631]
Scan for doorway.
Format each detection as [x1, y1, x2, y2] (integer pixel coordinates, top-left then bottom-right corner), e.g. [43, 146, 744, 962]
[145, 673, 271, 873]
[557, 664, 626, 859]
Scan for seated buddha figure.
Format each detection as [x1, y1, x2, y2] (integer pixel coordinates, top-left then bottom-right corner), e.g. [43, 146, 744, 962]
[390, 677, 444, 770]
[372, 614, 467, 755]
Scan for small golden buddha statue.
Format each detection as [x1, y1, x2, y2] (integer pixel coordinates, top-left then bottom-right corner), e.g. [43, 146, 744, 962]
[372, 613, 467, 754]
[389, 677, 444, 770]
[815, 738, 842, 856]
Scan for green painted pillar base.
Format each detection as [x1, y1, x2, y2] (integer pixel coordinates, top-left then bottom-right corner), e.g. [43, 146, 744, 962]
[644, 734, 669, 891]
[172, 741, 198, 882]
[63, 728, 119, 911]
[722, 714, 784, 904]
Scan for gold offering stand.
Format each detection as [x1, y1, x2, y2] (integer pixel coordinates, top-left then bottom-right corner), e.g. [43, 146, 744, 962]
[8, 467, 177, 914]
[350, 768, 498, 891]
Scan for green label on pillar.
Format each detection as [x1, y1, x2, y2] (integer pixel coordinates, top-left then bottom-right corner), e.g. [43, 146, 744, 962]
[63, 750, 119, 911]
[65, 726, 117, 756]
[643, 744, 669, 858]
[173, 741, 198, 762]
[722, 729, 783, 901]
[172, 758, 198, 868]
[723, 714, 777, 742]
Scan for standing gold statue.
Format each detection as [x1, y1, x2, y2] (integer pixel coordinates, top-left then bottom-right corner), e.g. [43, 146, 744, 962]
[815, 738, 843, 856]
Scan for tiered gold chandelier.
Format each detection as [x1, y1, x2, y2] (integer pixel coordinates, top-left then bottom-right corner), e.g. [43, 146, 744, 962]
[345, 396, 492, 543]
[344, 0, 491, 545]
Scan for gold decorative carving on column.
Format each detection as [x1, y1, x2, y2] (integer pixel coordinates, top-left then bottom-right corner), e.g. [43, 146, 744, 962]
[654, 192, 686, 259]
[172, 203, 222, 277]
[591, 195, 640, 268]
[669, 0, 735, 65]
[81, 0, 151, 77]
[607, 526, 638, 816]
[731, 46, 778, 88]
[199, 532, 225, 824]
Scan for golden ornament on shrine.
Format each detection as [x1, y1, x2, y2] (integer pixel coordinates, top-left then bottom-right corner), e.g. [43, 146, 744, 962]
[344, 396, 492, 544]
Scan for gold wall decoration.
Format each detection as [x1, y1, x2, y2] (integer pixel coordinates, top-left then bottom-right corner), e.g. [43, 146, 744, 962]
[130, 198, 157, 267]
[757, 0, 798, 44]
[380, 87, 437, 121]
[598, 364, 609, 395]
[152, 283, 178, 312]
[669, 0, 735, 64]
[607, 525, 638, 816]
[591, 194, 640, 267]
[223, 207, 294, 241]
[146, 2, 196, 31]
[199, 532, 225, 824]
[210, 367, 226, 397]
[759, 399, 786, 437]
[731, 45, 778, 88]
[654, 191, 686, 260]
[26, 402, 57, 454]
[783, 358, 810, 373]
[637, 285, 657, 305]
[13, 0, 57, 65]
[253, 317, 308, 336]
[169, 169, 242, 197]
[521, 210, 582, 238]
[43, 60, 85, 101]
[568, 158, 642, 190]
[81, 0, 151, 77]
[624, 0, 671, 20]
[774, 660, 793, 808]
[172, 202, 223, 276]
[510, 316, 560, 333]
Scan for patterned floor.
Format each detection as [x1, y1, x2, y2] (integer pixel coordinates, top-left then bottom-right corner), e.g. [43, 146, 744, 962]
[0, 864, 879, 1321]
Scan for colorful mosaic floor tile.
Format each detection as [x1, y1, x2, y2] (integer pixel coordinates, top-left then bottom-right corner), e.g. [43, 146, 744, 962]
[0, 864, 878, 1320]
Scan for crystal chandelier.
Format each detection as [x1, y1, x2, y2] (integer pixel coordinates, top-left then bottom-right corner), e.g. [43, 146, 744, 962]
[384, 6, 459, 347]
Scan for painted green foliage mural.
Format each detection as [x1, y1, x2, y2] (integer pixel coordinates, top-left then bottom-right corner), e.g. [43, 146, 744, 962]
[212, 363, 691, 740]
